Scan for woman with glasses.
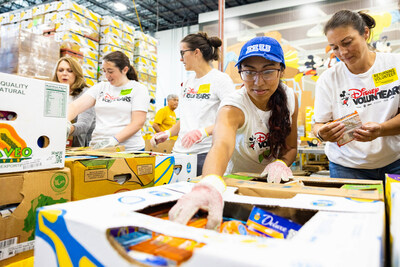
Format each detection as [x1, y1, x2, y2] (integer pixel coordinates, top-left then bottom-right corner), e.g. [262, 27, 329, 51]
[168, 36, 298, 230]
[151, 32, 235, 176]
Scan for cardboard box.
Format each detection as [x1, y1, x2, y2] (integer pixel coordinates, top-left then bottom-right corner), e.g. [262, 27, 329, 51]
[390, 183, 400, 266]
[0, 73, 68, 173]
[153, 153, 197, 186]
[226, 173, 384, 200]
[0, 168, 71, 263]
[145, 139, 175, 154]
[65, 153, 155, 200]
[34, 182, 385, 266]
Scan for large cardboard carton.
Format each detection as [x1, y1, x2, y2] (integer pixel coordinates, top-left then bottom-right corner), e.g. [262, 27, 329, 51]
[153, 153, 197, 186]
[390, 183, 400, 266]
[0, 168, 71, 263]
[34, 182, 385, 266]
[0, 72, 68, 174]
[65, 154, 155, 200]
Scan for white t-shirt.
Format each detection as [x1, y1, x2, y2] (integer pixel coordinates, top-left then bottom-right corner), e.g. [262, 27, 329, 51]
[314, 52, 400, 169]
[85, 80, 149, 151]
[221, 84, 295, 175]
[173, 69, 235, 154]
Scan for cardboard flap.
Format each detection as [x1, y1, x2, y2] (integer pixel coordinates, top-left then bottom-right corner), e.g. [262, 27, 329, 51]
[224, 178, 382, 201]
[65, 145, 125, 156]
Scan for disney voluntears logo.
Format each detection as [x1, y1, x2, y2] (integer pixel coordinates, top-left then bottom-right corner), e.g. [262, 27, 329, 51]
[183, 83, 211, 100]
[339, 68, 399, 107]
[248, 132, 272, 163]
[98, 90, 132, 103]
[340, 85, 399, 106]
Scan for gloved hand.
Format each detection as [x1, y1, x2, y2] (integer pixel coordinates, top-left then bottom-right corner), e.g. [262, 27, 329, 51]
[181, 128, 208, 148]
[168, 175, 225, 230]
[261, 159, 293, 183]
[150, 130, 170, 147]
[92, 136, 119, 150]
[66, 121, 72, 139]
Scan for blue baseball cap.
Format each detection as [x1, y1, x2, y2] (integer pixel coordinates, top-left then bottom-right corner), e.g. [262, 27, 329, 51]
[235, 36, 285, 68]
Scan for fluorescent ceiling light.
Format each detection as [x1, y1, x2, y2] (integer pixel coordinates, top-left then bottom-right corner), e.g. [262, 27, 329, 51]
[241, 20, 260, 29]
[114, 2, 127, 11]
[299, 5, 326, 18]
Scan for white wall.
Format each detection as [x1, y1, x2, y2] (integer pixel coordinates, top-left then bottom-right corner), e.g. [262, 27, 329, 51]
[154, 24, 199, 118]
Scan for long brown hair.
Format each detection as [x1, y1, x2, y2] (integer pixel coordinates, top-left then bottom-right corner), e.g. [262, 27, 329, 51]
[53, 57, 87, 96]
[267, 81, 291, 158]
[181, 32, 222, 62]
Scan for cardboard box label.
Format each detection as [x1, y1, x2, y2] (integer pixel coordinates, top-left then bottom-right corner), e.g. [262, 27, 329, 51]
[84, 169, 108, 182]
[44, 82, 67, 118]
[137, 164, 153, 175]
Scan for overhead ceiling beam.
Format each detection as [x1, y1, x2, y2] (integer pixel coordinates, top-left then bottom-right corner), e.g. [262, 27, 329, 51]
[199, 0, 214, 12]
[199, 0, 325, 23]
[133, 0, 176, 25]
[154, 1, 186, 21]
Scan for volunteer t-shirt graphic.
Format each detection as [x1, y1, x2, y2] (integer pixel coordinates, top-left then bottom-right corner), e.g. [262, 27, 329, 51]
[99, 90, 132, 103]
[339, 68, 399, 107]
[248, 132, 272, 163]
[340, 84, 399, 107]
[183, 83, 211, 99]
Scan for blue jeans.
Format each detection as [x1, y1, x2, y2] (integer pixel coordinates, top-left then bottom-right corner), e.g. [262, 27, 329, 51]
[329, 158, 400, 181]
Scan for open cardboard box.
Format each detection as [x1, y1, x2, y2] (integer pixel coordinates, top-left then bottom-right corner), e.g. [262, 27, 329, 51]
[34, 182, 385, 267]
[65, 151, 155, 200]
[0, 168, 71, 263]
[224, 172, 384, 201]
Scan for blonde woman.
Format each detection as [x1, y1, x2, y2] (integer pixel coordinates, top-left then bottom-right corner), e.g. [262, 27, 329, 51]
[53, 57, 95, 147]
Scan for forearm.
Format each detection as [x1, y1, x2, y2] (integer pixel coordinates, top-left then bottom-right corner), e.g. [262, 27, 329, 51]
[313, 123, 324, 137]
[380, 113, 400, 136]
[279, 146, 297, 167]
[115, 111, 146, 143]
[115, 122, 144, 143]
[72, 108, 95, 136]
[168, 121, 180, 137]
[204, 125, 214, 136]
[152, 123, 162, 133]
[202, 141, 234, 177]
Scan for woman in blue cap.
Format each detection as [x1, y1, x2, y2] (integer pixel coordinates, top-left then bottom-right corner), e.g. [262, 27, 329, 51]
[168, 36, 298, 230]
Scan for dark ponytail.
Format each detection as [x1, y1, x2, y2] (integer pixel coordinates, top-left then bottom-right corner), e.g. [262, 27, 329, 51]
[324, 10, 376, 41]
[127, 65, 138, 81]
[103, 51, 138, 81]
[181, 32, 222, 62]
[268, 81, 291, 159]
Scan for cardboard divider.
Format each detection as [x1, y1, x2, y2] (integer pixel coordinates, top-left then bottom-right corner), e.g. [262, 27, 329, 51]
[224, 173, 384, 201]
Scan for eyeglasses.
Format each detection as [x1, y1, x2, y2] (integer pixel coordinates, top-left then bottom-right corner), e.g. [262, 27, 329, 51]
[239, 69, 281, 81]
[180, 49, 195, 58]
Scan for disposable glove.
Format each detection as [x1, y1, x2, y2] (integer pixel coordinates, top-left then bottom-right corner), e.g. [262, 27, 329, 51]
[181, 128, 208, 148]
[92, 136, 119, 150]
[66, 121, 72, 139]
[168, 175, 225, 230]
[150, 130, 170, 147]
[261, 159, 293, 183]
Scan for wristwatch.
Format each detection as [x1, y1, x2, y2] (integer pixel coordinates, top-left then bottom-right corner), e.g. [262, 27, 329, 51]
[316, 130, 325, 142]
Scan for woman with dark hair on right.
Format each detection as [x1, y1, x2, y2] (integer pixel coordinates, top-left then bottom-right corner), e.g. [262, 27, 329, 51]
[168, 36, 298, 230]
[313, 10, 400, 181]
[151, 32, 235, 176]
[67, 51, 149, 151]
